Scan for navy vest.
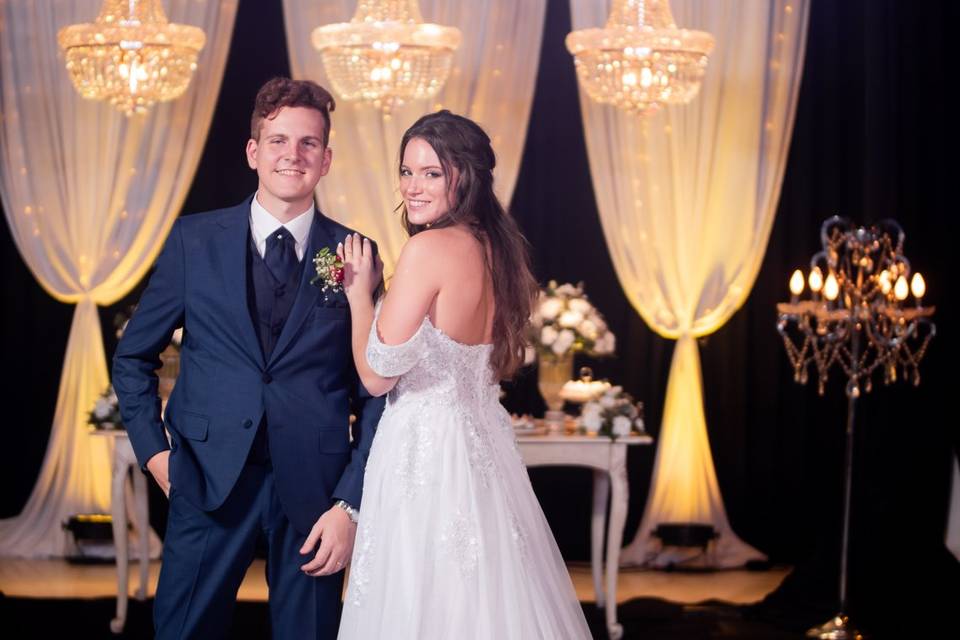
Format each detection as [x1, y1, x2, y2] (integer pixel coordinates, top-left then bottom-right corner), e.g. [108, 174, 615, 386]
[245, 235, 305, 463]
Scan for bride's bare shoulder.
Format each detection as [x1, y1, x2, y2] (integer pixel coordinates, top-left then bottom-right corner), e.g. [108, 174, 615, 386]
[397, 227, 482, 269]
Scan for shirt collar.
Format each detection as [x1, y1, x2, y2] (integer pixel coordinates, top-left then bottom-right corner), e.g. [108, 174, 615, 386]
[249, 193, 315, 257]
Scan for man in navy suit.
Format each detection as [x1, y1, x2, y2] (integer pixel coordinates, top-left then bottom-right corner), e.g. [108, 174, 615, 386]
[113, 77, 385, 639]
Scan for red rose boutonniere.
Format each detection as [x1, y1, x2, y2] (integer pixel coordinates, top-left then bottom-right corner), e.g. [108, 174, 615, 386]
[309, 247, 344, 294]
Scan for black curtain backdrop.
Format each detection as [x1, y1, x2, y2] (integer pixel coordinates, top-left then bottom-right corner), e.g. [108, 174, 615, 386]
[3, 0, 958, 635]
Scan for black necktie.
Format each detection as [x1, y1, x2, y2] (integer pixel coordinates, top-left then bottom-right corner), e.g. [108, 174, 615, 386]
[265, 228, 298, 283]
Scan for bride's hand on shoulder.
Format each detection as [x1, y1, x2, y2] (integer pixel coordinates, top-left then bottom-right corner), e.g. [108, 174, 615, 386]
[338, 233, 383, 305]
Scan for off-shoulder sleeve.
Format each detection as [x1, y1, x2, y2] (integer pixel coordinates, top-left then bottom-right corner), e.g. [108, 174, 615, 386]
[365, 302, 429, 378]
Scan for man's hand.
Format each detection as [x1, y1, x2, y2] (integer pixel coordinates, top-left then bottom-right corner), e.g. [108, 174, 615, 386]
[299, 505, 357, 577]
[146, 450, 171, 497]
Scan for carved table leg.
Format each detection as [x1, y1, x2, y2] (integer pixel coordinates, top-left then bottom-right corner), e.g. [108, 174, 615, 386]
[133, 467, 150, 600]
[110, 459, 129, 634]
[605, 446, 629, 640]
[591, 468, 610, 607]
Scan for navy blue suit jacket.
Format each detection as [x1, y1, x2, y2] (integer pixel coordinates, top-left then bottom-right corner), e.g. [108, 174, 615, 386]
[113, 196, 384, 533]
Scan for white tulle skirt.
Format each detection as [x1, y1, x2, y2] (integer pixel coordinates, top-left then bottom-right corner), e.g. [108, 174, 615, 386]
[338, 394, 592, 639]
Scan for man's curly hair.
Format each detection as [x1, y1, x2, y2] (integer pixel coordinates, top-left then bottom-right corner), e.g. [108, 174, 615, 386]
[250, 77, 336, 146]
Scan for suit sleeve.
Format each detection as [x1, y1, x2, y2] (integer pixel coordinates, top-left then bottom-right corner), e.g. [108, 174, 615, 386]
[112, 219, 186, 469]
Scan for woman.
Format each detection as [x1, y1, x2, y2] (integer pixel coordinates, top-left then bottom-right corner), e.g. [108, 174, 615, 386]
[336, 111, 592, 639]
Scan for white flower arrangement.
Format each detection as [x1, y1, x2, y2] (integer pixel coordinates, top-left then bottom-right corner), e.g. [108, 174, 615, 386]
[576, 386, 644, 439]
[526, 281, 616, 362]
[88, 385, 123, 430]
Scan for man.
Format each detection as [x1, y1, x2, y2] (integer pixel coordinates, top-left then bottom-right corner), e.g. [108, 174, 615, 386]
[113, 77, 384, 639]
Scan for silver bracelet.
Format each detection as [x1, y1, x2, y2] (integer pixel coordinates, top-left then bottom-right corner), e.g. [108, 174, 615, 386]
[334, 499, 359, 523]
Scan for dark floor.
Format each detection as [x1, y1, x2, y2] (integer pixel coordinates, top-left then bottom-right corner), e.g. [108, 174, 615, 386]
[0, 593, 812, 640]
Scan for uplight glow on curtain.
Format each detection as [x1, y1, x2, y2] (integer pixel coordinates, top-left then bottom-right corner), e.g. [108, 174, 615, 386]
[570, 0, 810, 567]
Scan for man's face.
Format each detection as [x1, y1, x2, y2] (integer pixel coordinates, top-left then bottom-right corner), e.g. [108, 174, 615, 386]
[246, 106, 332, 214]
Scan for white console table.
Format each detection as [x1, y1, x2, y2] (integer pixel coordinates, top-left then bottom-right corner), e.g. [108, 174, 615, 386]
[516, 430, 653, 640]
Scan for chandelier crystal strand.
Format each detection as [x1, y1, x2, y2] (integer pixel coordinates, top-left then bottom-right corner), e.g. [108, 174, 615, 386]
[565, 0, 714, 115]
[57, 0, 206, 116]
[311, 0, 461, 115]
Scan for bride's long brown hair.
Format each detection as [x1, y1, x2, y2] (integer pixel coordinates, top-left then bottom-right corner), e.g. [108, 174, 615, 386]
[398, 110, 537, 380]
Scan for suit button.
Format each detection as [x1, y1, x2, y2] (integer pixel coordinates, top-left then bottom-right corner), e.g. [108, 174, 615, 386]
[242, 419, 253, 429]
[262, 373, 272, 384]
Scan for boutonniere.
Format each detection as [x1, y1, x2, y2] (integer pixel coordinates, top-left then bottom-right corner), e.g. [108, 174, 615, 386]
[309, 247, 345, 294]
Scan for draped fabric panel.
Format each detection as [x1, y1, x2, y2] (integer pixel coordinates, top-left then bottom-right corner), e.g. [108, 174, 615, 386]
[0, 0, 237, 557]
[569, 0, 810, 567]
[282, 0, 546, 270]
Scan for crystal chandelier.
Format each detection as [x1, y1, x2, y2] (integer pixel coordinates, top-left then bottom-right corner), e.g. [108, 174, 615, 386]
[566, 0, 714, 115]
[311, 0, 461, 115]
[57, 0, 206, 116]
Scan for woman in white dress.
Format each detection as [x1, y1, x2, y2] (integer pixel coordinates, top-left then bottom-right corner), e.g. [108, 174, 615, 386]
[336, 110, 592, 639]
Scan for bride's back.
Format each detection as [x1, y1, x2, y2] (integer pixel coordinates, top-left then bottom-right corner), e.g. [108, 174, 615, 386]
[426, 226, 495, 346]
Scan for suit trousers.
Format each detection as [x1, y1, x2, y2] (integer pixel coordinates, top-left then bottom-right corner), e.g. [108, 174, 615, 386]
[154, 462, 344, 639]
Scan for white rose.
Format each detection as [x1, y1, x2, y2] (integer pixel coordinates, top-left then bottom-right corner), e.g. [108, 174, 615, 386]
[595, 331, 616, 354]
[581, 412, 602, 433]
[579, 319, 598, 341]
[540, 325, 558, 346]
[552, 329, 575, 355]
[558, 310, 583, 328]
[612, 415, 632, 436]
[540, 298, 564, 321]
[93, 398, 113, 420]
[610, 385, 623, 395]
[634, 418, 645, 432]
[555, 283, 579, 297]
[582, 401, 602, 417]
[591, 314, 607, 333]
[569, 298, 592, 314]
[600, 394, 616, 408]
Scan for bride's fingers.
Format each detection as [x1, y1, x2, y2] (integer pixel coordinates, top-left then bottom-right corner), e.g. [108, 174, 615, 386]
[336, 241, 344, 261]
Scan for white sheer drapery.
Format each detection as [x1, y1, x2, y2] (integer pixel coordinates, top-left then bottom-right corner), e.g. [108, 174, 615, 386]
[570, 0, 810, 567]
[0, 0, 237, 557]
[282, 0, 546, 270]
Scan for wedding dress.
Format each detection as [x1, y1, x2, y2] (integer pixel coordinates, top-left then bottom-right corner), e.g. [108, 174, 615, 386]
[338, 305, 592, 639]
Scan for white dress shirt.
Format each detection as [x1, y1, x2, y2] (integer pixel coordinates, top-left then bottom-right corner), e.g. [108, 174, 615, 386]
[249, 193, 315, 261]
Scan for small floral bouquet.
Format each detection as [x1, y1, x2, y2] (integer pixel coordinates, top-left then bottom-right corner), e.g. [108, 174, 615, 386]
[527, 281, 615, 362]
[577, 386, 644, 439]
[115, 305, 182, 350]
[88, 385, 123, 430]
[310, 246, 345, 293]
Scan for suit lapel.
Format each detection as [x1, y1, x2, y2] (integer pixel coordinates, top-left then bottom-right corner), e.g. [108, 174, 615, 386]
[212, 199, 265, 368]
[267, 212, 338, 367]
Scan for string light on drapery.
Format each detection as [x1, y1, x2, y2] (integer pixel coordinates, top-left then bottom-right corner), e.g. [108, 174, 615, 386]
[566, 0, 714, 115]
[57, 0, 206, 116]
[311, 0, 461, 115]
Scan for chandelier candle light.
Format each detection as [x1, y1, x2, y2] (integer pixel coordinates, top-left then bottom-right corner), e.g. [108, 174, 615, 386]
[312, 0, 461, 115]
[776, 216, 935, 640]
[58, 0, 206, 116]
[566, 0, 714, 115]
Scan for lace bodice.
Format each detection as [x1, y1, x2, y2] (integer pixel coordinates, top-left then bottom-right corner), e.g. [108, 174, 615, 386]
[366, 305, 501, 409]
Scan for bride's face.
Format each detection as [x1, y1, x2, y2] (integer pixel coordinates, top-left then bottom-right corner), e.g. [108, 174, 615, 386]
[400, 137, 457, 226]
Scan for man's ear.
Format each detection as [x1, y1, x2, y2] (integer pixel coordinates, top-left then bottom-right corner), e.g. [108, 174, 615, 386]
[245, 138, 259, 170]
[319, 145, 333, 177]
